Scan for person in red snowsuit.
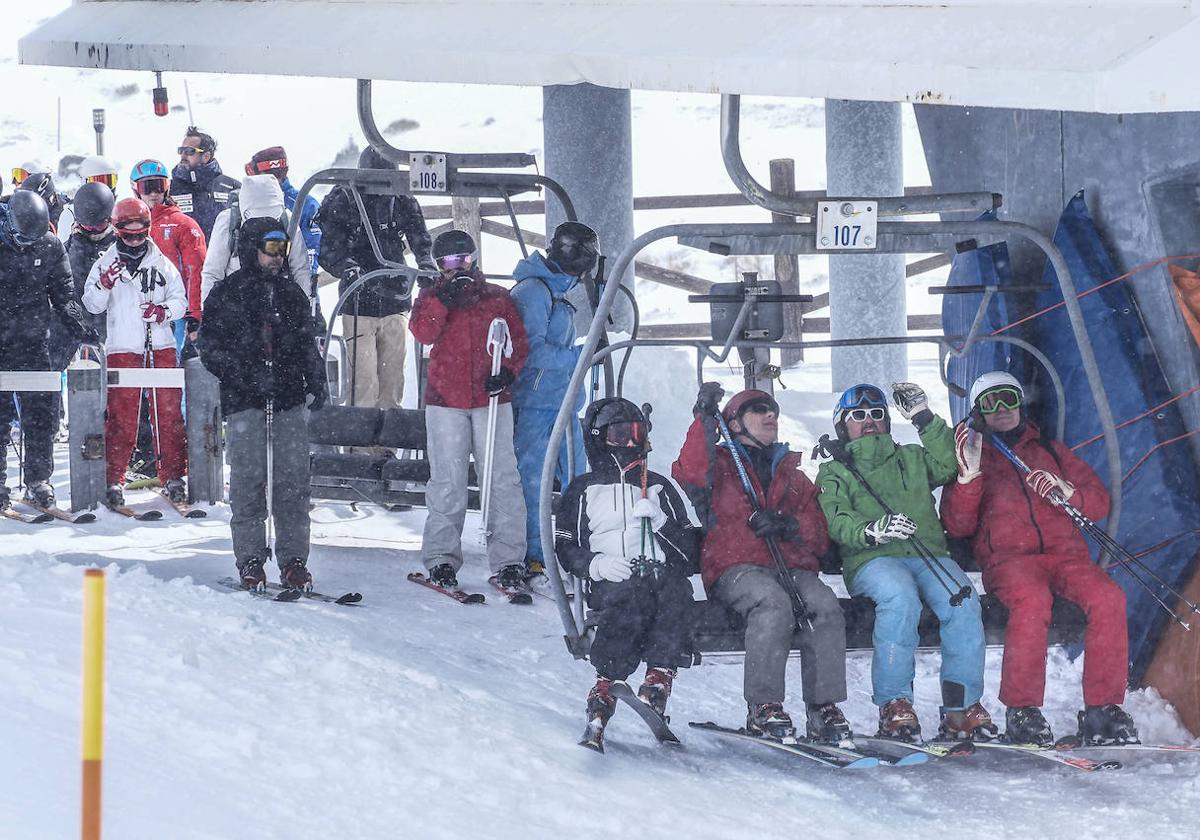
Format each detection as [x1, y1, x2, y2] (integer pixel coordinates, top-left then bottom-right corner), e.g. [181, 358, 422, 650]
[941, 371, 1136, 745]
[131, 159, 207, 332]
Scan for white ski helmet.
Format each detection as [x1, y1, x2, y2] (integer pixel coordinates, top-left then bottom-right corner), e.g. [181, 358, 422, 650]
[79, 155, 118, 179]
[969, 371, 1024, 408]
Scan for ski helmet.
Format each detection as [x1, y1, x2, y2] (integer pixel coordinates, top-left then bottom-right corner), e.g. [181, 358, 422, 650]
[4, 190, 49, 246]
[112, 197, 151, 237]
[131, 158, 170, 184]
[722, 389, 780, 426]
[583, 397, 650, 471]
[547, 221, 599, 278]
[18, 172, 58, 208]
[358, 146, 397, 171]
[237, 216, 289, 272]
[79, 155, 119, 191]
[832, 383, 890, 442]
[432, 229, 477, 272]
[72, 181, 116, 230]
[968, 371, 1024, 409]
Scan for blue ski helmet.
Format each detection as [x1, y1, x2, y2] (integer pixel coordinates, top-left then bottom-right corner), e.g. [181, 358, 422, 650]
[833, 383, 889, 442]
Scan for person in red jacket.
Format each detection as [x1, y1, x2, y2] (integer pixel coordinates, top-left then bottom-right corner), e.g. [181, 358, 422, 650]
[409, 230, 530, 591]
[941, 371, 1136, 746]
[673, 383, 849, 742]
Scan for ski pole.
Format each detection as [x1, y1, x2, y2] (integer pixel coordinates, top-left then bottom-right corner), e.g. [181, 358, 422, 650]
[264, 288, 276, 560]
[634, 403, 662, 581]
[714, 410, 814, 630]
[479, 317, 509, 544]
[816, 434, 971, 606]
[144, 317, 163, 485]
[986, 433, 1197, 627]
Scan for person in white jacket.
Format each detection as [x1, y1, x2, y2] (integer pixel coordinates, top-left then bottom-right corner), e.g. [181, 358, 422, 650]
[83, 197, 190, 508]
[198, 174, 310, 307]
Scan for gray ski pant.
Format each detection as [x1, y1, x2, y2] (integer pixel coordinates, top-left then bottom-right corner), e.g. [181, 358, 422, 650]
[712, 564, 847, 708]
[226, 404, 311, 567]
[422, 403, 526, 573]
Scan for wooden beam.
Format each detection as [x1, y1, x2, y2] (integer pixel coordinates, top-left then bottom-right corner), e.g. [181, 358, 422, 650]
[905, 252, 953, 277]
[638, 312, 942, 339]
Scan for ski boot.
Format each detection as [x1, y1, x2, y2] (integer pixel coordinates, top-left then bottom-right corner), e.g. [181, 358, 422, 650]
[938, 703, 999, 742]
[637, 666, 676, 718]
[581, 677, 618, 752]
[23, 480, 56, 509]
[877, 698, 921, 742]
[237, 554, 268, 591]
[429, 563, 459, 589]
[806, 702, 852, 746]
[1076, 704, 1138, 745]
[747, 702, 796, 739]
[0, 488, 10, 512]
[105, 484, 125, 509]
[279, 558, 313, 592]
[495, 563, 527, 589]
[1004, 706, 1054, 747]
[164, 478, 188, 504]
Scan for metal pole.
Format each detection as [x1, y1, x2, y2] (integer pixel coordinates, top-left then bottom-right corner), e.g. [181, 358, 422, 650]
[92, 109, 105, 156]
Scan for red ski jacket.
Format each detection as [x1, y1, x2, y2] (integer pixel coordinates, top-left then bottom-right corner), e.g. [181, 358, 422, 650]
[150, 203, 207, 322]
[409, 270, 529, 410]
[672, 415, 829, 591]
[940, 422, 1110, 572]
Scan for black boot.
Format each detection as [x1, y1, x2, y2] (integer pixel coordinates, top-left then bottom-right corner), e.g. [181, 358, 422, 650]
[1077, 704, 1138, 745]
[1004, 706, 1054, 746]
[806, 703, 852, 745]
[747, 702, 796, 739]
[429, 563, 458, 588]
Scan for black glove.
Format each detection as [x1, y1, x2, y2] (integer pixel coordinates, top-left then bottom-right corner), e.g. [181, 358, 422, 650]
[435, 274, 472, 309]
[416, 273, 437, 289]
[485, 367, 515, 396]
[693, 381, 725, 417]
[71, 322, 101, 345]
[748, 509, 801, 540]
[341, 265, 361, 288]
[306, 384, 328, 411]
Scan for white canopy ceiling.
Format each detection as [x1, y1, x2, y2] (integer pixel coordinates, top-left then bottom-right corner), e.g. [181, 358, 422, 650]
[18, 1, 1200, 114]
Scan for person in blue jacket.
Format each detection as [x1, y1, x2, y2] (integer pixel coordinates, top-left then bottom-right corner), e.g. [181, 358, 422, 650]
[170, 126, 240, 241]
[510, 221, 597, 579]
[245, 146, 322, 283]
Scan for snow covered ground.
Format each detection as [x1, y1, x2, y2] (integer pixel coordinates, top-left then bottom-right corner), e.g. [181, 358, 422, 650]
[4, 4, 1200, 839]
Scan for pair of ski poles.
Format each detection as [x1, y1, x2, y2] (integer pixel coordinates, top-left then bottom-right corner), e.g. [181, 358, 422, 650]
[632, 403, 663, 581]
[986, 433, 1200, 630]
[478, 317, 510, 545]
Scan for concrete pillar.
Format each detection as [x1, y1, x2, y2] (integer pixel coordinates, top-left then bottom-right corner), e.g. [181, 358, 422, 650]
[825, 99, 906, 391]
[542, 83, 634, 332]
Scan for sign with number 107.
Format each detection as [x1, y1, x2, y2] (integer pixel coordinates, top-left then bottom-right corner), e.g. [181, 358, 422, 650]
[816, 200, 877, 251]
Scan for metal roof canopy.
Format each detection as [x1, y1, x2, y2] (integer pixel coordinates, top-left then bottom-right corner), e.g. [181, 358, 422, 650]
[18, 0, 1200, 114]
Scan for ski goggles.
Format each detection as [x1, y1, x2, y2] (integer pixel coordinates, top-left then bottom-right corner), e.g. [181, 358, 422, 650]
[85, 173, 119, 190]
[846, 407, 887, 423]
[257, 232, 290, 257]
[114, 219, 150, 236]
[435, 253, 475, 272]
[10, 167, 35, 185]
[976, 386, 1022, 414]
[604, 421, 646, 447]
[76, 220, 111, 235]
[837, 383, 888, 412]
[248, 157, 288, 176]
[134, 177, 168, 195]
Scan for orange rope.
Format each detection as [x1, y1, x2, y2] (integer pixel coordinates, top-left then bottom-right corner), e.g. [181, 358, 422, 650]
[1121, 429, 1200, 484]
[1071, 384, 1200, 451]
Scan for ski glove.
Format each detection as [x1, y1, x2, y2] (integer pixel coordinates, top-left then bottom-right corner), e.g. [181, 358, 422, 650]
[1025, 469, 1075, 503]
[864, 513, 917, 546]
[890, 382, 929, 421]
[485, 367, 515, 396]
[954, 422, 983, 484]
[589, 553, 634, 583]
[631, 489, 668, 532]
[748, 509, 801, 540]
[341, 265, 361, 288]
[306, 384, 328, 411]
[416, 273, 437, 290]
[141, 302, 168, 324]
[66, 318, 100, 345]
[693, 381, 725, 417]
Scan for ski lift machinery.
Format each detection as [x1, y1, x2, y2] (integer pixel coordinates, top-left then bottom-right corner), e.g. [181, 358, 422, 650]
[542, 94, 1125, 659]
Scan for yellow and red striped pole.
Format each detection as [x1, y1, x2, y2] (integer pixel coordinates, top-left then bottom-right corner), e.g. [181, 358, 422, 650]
[81, 568, 106, 840]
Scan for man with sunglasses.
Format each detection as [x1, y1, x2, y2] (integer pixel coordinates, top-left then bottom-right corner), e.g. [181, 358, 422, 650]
[817, 382, 994, 742]
[674, 385, 850, 742]
[409, 230, 530, 590]
[170, 126, 240, 241]
[198, 218, 328, 592]
[83, 198, 190, 508]
[0, 190, 96, 513]
[941, 371, 1135, 746]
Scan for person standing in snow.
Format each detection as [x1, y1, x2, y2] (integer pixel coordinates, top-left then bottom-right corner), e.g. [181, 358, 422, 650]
[673, 384, 850, 742]
[559, 397, 699, 746]
[170, 126, 240, 241]
[83, 198, 190, 508]
[941, 371, 1136, 746]
[198, 217, 328, 591]
[408, 230, 530, 590]
[510, 221, 596, 580]
[51, 181, 114, 368]
[245, 146, 322, 286]
[0, 191, 95, 512]
[316, 146, 434, 415]
[816, 382, 994, 742]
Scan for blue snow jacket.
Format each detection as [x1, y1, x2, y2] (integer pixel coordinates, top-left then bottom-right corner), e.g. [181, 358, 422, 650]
[281, 177, 322, 275]
[170, 159, 240, 241]
[510, 252, 585, 411]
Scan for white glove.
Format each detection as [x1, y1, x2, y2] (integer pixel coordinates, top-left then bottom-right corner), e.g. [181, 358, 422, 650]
[890, 382, 929, 421]
[954, 423, 983, 484]
[631, 486, 667, 531]
[864, 513, 917, 546]
[1026, 469, 1075, 503]
[589, 553, 633, 583]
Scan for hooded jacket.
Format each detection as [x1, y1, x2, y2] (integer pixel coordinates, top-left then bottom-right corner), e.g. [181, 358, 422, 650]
[509, 252, 584, 411]
[170, 159, 240, 240]
[148, 202, 207, 321]
[281, 177, 322, 274]
[940, 421, 1109, 573]
[815, 416, 958, 588]
[408, 269, 530, 409]
[199, 175, 310, 308]
[82, 239, 188, 356]
[0, 208, 84, 362]
[196, 217, 327, 417]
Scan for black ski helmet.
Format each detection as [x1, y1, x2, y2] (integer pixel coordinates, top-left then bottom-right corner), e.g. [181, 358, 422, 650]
[547, 221, 599, 277]
[432, 229, 477, 260]
[73, 181, 116, 229]
[583, 397, 650, 471]
[237, 216, 290, 272]
[358, 146, 397, 171]
[18, 172, 59, 209]
[6, 190, 50, 245]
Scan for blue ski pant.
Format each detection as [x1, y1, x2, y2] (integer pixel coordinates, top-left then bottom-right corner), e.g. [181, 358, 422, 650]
[848, 554, 985, 709]
[513, 405, 585, 563]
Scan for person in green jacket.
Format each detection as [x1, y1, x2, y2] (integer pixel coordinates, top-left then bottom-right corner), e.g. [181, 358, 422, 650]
[816, 382, 995, 743]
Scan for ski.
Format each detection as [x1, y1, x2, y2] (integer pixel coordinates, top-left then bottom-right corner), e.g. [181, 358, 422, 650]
[214, 577, 302, 602]
[809, 739, 930, 767]
[407, 572, 485, 604]
[157, 490, 208, 519]
[216, 577, 362, 605]
[965, 740, 1122, 771]
[1053, 735, 1200, 753]
[688, 722, 879, 769]
[487, 575, 534, 605]
[1, 506, 53, 524]
[106, 503, 164, 521]
[854, 734, 976, 759]
[15, 501, 97, 524]
[609, 681, 681, 745]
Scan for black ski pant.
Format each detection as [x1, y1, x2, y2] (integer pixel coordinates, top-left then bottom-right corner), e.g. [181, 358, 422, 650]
[587, 573, 694, 682]
[0, 344, 58, 492]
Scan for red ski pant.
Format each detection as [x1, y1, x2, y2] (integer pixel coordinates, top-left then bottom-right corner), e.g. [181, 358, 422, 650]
[984, 553, 1128, 708]
[105, 351, 187, 485]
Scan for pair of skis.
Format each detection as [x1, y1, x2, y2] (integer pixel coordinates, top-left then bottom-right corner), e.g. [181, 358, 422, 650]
[215, 576, 362, 606]
[2, 500, 96, 524]
[108, 489, 208, 521]
[580, 681, 681, 753]
[688, 724, 943, 769]
[407, 571, 549, 606]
